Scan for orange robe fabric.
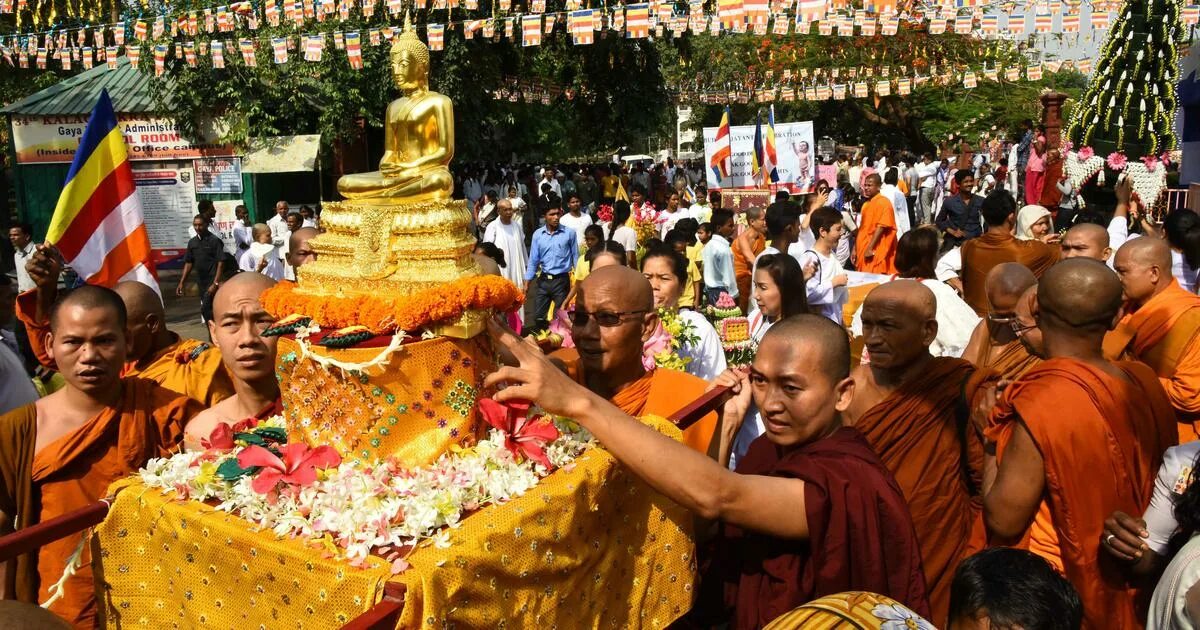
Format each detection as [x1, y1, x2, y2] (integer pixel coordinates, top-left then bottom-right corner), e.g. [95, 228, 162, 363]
[0, 378, 199, 628]
[959, 233, 1059, 315]
[969, 323, 1042, 383]
[610, 367, 719, 454]
[855, 195, 898, 275]
[733, 231, 765, 313]
[1103, 279, 1200, 442]
[16, 290, 232, 406]
[987, 359, 1177, 630]
[851, 357, 991, 626]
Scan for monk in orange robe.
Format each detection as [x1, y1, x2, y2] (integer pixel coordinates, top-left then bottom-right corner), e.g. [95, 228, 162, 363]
[184, 273, 283, 449]
[0, 286, 200, 628]
[960, 192, 1058, 315]
[569, 265, 717, 453]
[1106, 237, 1200, 442]
[845, 280, 993, 626]
[18, 244, 232, 406]
[732, 207, 766, 314]
[855, 174, 898, 275]
[983, 260, 1177, 630]
[486, 314, 931, 624]
[963, 263, 1042, 382]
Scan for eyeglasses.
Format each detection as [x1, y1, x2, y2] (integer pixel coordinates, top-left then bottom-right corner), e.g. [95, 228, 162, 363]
[570, 308, 650, 328]
[987, 312, 1017, 325]
[1009, 320, 1038, 337]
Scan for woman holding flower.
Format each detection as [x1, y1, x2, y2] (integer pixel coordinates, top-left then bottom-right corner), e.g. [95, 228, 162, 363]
[641, 244, 728, 381]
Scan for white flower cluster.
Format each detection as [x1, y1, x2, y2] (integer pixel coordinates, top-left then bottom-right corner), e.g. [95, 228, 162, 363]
[139, 416, 593, 567]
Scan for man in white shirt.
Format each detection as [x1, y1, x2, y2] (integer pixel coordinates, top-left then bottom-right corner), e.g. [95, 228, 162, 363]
[701, 209, 738, 304]
[9, 223, 36, 293]
[881, 168, 911, 238]
[558, 192, 593, 248]
[537, 167, 561, 198]
[232, 205, 254, 271]
[267, 200, 291, 248]
[915, 154, 938, 226]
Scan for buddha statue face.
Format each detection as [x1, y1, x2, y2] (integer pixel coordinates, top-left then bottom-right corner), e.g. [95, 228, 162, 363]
[390, 43, 429, 92]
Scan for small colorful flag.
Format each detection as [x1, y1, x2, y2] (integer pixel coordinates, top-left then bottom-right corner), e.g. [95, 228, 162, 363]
[710, 106, 732, 183]
[626, 3, 650, 37]
[345, 31, 362, 68]
[1185, 5, 1200, 24]
[897, 77, 911, 94]
[126, 45, 140, 67]
[1076, 57, 1091, 73]
[963, 71, 977, 88]
[134, 20, 148, 41]
[1005, 66, 1019, 81]
[544, 14, 556, 34]
[522, 14, 542, 45]
[571, 9, 596, 43]
[1091, 10, 1109, 28]
[1026, 64, 1042, 80]
[980, 14, 997, 34]
[272, 36, 288, 63]
[81, 47, 93, 69]
[505, 17, 515, 38]
[718, 0, 745, 29]
[154, 43, 168, 75]
[304, 33, 324, 60]
[1008, 13, 1025, 35]
[1034, 11, 1052, 32]
[428, 24, 444, 50]
[106, 45, 119, 68]
[860, 16, 876, 35]
[183, 41, 196, 65]
[238, 39, 256, 66]
[954, 15, 972, 33]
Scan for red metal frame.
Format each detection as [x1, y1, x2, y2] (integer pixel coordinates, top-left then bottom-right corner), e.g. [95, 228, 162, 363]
[0, 386, 730, 628]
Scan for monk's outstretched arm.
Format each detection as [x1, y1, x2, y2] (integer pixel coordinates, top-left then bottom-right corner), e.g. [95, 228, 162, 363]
[484, 321, 812, 541]
[982, 419, 1044, 542]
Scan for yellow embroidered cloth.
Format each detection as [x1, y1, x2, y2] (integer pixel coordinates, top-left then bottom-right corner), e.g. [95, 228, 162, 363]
[398, 414, 697, 629]
[93, 415, 696, 628]
[94, 478, 393, 628]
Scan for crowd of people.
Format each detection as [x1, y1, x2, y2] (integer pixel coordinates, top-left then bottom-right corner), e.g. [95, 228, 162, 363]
[4, 124, 1200, 629]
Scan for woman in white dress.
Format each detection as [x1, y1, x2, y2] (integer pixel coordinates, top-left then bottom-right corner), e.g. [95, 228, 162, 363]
[640, 245, 727, 381]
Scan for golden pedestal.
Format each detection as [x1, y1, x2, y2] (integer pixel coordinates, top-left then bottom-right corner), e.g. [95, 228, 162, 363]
[298, 198, 480, 301]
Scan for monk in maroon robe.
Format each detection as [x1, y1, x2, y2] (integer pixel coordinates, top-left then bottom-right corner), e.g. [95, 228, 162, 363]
[484, 314, 931, 627]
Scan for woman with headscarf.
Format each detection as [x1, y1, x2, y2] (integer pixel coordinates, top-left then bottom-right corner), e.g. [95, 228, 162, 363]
[1015, 204, 1055, 242]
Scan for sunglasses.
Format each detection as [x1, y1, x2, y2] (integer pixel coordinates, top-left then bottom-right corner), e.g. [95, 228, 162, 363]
[570, 308, 650, 328]
[1009, 320, 1038, 336]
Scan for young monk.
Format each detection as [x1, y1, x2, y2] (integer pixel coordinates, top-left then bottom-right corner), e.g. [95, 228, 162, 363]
[17, 244, 232, 406]
[0, 286, 200, 627]
[844, 280, 993, 626]
[486, 314, 931, 625]
[184, 273, 281, 449]
[962, 263, 1042, 382]
[855, 173, 899, 274]
[1107, 237, 1200, 441]
[983, 259, 1178, 630]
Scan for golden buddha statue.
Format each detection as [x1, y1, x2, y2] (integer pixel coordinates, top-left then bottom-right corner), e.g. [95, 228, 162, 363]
[337, 16, 454, 201]
[295, 15, 481, 335]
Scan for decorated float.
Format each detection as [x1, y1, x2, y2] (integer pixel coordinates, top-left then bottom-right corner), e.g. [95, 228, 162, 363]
[0, 18, 715, 629]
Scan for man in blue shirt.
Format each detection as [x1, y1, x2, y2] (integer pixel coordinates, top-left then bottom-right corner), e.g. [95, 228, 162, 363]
[935, 170, 984, 251]
[524, 204, 577, 333]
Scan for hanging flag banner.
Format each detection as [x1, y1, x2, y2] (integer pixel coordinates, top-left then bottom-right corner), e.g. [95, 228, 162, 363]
[704, 120, 815, 191]
[626, 3, 650, 37]
[346, 30, 363, 68]
[428, 23, 444, 49]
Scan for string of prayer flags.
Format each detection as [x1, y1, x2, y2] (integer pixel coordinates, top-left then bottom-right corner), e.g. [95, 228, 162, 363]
[428, 23, 444, 50]
[154, 43, 168, 75]
[183, 40, 196, 66]
[522, 14, 541, 46]
[106, 45, 119, 68]
[626, 3, 650, 37]
[1034, 11, 1052, 33]
[346, 31, 362, 68]
[272, 36, 288, 63]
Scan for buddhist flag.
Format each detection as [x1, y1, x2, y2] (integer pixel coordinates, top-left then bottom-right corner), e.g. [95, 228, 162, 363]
[48, 90, 156, 293]
[1008, 13, 1025, 35]
[981, 14, 997, 34]
[626, 3, 650, 37]
[1033, 11, 1051, 32]
[1185, 5, 1200, 24]
[522, 14, 542, 45]
[428, 23, 444, 50]
[718, 0, 744, 28]
[571, 9, 596, 43]
[239, 39, 256, 66]
[346, 31, 362, 68]
[1091, 10, 1109, 28]
[710, 106, 732, 184]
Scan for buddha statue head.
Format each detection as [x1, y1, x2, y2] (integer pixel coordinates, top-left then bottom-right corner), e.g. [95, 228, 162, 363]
[391, 14, 431, 91]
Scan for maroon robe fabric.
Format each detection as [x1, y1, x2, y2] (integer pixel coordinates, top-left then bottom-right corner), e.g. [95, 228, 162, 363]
[723, 427, 931, 628]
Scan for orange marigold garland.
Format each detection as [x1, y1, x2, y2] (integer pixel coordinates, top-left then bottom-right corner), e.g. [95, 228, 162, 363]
[260, 276, 524, 335]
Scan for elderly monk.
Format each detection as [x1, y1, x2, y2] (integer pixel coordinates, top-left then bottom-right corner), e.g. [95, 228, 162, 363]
[963, 263, 1042, 382]
[982, 259, 1177, 630]
[184, 273, 281, 449]
[960, 191, 1059, 315]
[486, 315, 930, 625]
[1061, 222, 1114, 264]
[856, 173, 899, 274]
[1106, 237, 1200, 442]
[0, 286, 200, 627]
[845, 280, 993, 626]
[16, 244, 232, 406]
[571, 265, 718, 453]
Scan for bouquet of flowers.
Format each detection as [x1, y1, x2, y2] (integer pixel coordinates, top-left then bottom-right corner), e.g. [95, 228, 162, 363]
[631, 203, 663, 245]
[140, 402, 592, 568]
[643, 308, 700, 372]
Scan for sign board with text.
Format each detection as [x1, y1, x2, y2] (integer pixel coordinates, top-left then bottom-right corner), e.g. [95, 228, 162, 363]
[194, 157, 243, 194]
[703, 120, 816, 192]
[133, 164, 197, 264]
[10, 114, 236, 164]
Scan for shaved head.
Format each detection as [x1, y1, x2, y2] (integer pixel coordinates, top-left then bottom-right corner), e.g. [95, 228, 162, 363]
[1038, 259, 1123, 333]
[580, 265, 654, 312]
[114, 281, 168, 360]
[574, 265, 656, 385]
[288, 227, 319, 270]
[762, 314, 852, 380]
[209, 271, 278, 385]
[51, 284, 126, 331]
[861, 280, 938, 370]
[985, 263, 1037, 314]
[1061, 223, 1111, 262]
[212, 271, 276, 315]
[1114, 236, 1174, 304]
[115, 281, 164, 321]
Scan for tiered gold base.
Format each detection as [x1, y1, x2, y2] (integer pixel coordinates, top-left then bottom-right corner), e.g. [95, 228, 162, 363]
[298, 197, 480, 300]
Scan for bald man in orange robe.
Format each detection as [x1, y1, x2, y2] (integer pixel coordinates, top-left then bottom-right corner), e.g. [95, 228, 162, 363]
[855, 174, 899, 275]
[569, 266, 717, 453]
[983, 259, 1177, 630]
[0, 286, 199, 628]
[1107, 237, 1200, 442]
[18, 245, 232, 407]
[845, 280, 994, 626]
[963, 263, 1042, 382]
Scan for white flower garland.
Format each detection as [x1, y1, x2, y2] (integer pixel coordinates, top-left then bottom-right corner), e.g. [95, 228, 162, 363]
[139, 415, 593, 568]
